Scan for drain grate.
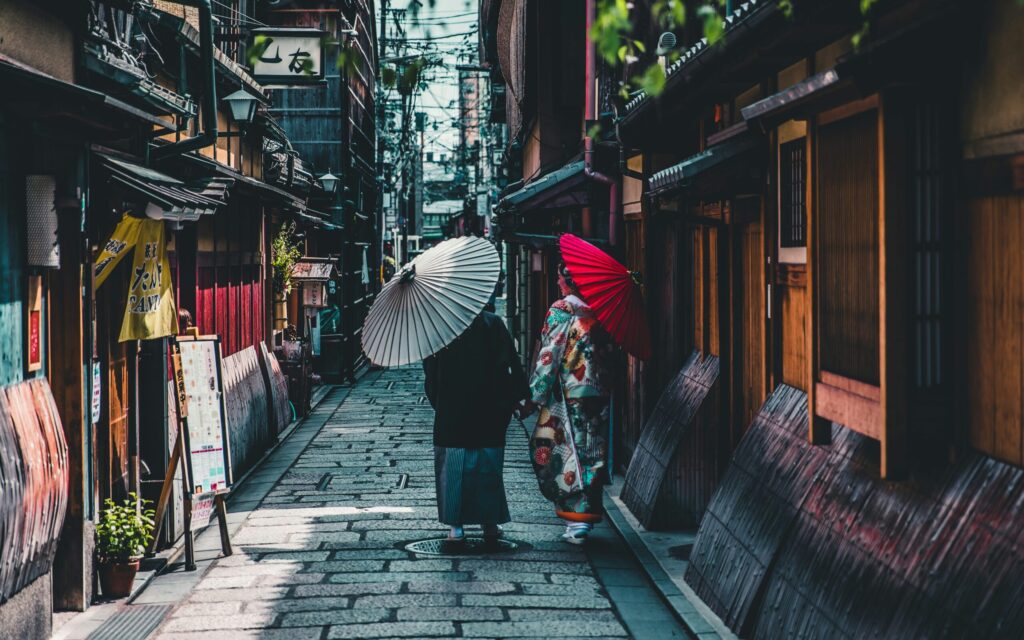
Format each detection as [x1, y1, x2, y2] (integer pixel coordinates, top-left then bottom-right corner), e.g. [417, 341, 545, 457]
[86, 604, 172, 640]
[395, 474, 409, 489]
[405, 537, 520, 556]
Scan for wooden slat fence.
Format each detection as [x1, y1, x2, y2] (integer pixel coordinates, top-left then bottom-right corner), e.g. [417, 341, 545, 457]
[686, 383, 1024, 638]
[0, 378, 68, 603]
[620, 351, 721, 529]
[221, 346, 271, 479]
[259, 342, 291, 438]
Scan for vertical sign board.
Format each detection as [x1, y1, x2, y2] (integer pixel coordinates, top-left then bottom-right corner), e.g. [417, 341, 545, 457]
[175, 337, 232, 496]
[27, 275, 42, 372]
[91, 362, 102, 425]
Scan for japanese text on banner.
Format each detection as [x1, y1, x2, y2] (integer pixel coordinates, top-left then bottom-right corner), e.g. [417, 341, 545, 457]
[119, 219, 178, 342]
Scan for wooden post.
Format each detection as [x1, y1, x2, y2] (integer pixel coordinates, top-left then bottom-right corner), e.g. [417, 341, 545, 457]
[147, 431, 181, 555]
[215, 495, 233, 556]
[879, 92, 908, 479]
[806, 116, 832, 445]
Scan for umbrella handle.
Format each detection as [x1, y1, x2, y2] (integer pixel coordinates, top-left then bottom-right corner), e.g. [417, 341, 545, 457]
[399, 264, 416, 283]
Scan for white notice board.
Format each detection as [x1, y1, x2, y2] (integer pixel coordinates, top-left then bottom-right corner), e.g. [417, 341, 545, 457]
[175, 337, 233, 495]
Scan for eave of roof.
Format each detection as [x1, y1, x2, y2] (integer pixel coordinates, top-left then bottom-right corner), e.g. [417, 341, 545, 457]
[623, 0, 776, 118]
[495, 161, 587, 214]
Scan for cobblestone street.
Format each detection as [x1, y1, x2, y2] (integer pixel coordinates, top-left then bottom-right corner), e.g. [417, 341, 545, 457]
[145, 368, 689, 639]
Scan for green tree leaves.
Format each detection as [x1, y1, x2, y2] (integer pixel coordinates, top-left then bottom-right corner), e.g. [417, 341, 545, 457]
[592, 1, 729, 100]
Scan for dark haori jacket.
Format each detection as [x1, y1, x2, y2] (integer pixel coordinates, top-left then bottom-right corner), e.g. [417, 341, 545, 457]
[423, 311, 529, 449]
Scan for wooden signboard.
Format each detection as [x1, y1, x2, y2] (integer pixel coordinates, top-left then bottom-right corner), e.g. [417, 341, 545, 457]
[176, 336, 233, 495]
[26, 275, 42, 372]
[150, 335, 233, 568]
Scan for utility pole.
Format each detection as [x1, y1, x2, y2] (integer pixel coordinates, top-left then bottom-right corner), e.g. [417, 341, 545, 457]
[376, 0, 388, 283]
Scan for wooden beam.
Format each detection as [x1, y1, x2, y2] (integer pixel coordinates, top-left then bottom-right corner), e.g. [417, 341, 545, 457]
[815, 381, 882, 440]
[50, 214, 87, 610]
[817, 94, 880, 126]
[807, 117, 831, 444]
[820, 370, 881, 403]
[879, 92, 908, 478]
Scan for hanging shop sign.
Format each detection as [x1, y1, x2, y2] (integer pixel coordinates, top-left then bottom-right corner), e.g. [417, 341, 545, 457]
[26, 275, 42, 372]
[91, 361, 102, 425]
[119, 219, 177, 341]
[250, 29, 327, 86]
[93, 213, 178, 342]
[94, 214, 142, 288]
[302, 281, 327, 308]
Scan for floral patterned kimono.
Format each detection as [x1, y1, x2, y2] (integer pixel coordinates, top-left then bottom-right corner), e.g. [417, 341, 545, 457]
[528, 295, 612, 523]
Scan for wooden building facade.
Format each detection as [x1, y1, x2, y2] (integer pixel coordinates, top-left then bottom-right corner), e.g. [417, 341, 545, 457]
[484, 0, 1024, 633]
[262, 0, 380, 382]
[0, 0, 376, 634]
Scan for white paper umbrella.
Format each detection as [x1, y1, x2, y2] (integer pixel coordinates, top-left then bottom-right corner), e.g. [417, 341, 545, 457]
[361, 236, 500, 367]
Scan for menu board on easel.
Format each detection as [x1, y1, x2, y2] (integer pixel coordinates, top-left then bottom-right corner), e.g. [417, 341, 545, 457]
[175, 336, 232, 495]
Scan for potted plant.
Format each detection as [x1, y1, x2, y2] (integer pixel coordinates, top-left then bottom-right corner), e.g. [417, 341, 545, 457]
[271, 221, 303, 330]
[95, 492, 155, 598]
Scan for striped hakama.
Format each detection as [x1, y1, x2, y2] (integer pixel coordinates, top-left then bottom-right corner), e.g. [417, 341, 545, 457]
[434, 447, 511, 526]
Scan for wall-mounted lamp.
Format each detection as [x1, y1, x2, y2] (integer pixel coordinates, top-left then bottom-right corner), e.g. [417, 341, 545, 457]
[223, 89, 259, 124]
[319, 170, 340, 194]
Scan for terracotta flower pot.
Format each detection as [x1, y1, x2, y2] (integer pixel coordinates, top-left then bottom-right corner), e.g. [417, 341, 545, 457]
[98, 559, 140, 598]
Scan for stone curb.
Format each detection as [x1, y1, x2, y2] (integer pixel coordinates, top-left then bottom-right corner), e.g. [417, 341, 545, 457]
[602, 486, 734, 639]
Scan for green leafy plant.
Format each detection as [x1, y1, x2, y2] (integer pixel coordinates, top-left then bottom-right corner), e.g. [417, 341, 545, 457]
[96, 493, 155, 563]
[592, 0, 725, 100]
[271, 221, 303, 295]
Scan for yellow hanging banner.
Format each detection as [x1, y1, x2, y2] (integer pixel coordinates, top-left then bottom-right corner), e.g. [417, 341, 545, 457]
[94, 213, 143, 288]
[118, 219, 178, 342]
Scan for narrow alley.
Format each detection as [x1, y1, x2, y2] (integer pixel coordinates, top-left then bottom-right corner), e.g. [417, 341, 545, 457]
[127, 368, 689, 639]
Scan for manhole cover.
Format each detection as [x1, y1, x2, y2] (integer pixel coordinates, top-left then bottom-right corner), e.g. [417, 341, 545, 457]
[405, 537, 520, 556]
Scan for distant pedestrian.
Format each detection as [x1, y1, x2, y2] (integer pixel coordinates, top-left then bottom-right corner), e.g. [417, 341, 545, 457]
[423, 298, 529, 542]
[520, 263, 614, 545]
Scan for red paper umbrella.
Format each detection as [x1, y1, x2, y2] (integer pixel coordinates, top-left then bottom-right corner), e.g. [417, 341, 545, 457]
[559, 234, 652, 360]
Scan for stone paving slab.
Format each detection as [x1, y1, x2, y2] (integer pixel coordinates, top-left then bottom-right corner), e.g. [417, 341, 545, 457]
[147, 367, 689, 639]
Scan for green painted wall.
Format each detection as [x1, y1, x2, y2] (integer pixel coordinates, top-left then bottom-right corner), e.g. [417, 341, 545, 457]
[0, 114, 48, 387]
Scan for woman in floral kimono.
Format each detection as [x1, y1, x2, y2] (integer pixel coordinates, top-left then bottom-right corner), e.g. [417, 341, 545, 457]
[522, 263, 613, 544]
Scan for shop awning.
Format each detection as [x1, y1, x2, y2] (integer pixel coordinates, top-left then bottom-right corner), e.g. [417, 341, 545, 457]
[0, 55, 171, 136]
[167, 152, 313, 216]
[291, 258, 338, 282]
[740, 69, 845, 126]
[495, 161, 588, 214]
[96, 153, 231, 223]
[648, 134, 760, 197]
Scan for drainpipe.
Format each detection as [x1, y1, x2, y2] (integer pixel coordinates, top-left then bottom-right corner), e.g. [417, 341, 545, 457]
[584, 136, 619, 247]
[585, 0, 597, 123]
[614, 104, 644, 181]
[583, 0, 619, 246]
[152, 0, 218, 160]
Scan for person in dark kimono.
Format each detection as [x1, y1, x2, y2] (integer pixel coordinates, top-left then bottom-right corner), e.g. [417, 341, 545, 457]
[423, 300, 529, 542]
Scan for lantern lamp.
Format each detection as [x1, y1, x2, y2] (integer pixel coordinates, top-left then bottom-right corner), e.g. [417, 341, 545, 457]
[319, 170, 340, 194]
[223, 89, 259, 124]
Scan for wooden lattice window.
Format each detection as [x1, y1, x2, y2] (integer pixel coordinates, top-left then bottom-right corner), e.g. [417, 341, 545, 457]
[778, 121, 808, 264]
[780, 139, 807, 248]
[910, 101, 945, 391]
[816, 109, 880, 386]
